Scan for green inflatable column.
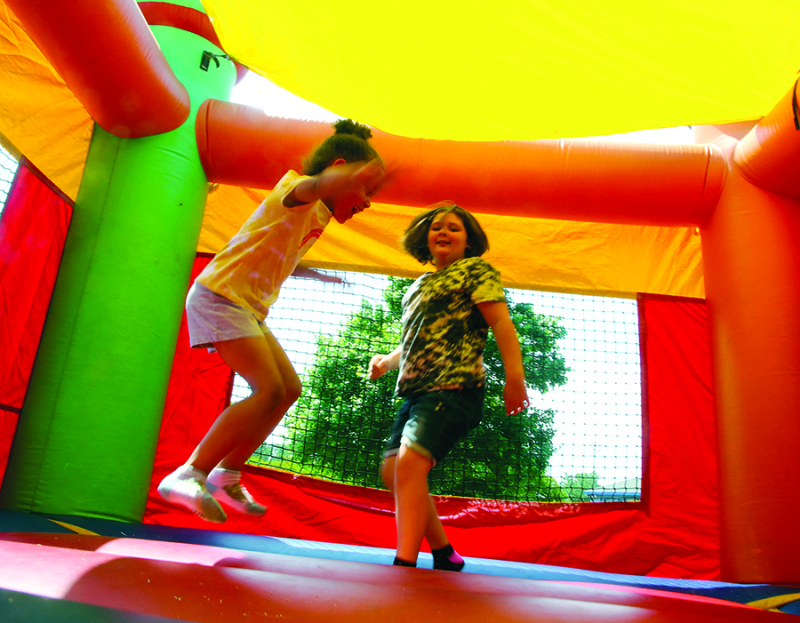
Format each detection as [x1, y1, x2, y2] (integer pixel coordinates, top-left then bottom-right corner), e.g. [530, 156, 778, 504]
[0, 10, 236, 521]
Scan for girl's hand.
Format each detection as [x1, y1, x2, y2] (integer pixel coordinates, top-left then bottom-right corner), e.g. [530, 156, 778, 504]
[368, 347, 401, 380]
[349, 158, 387, 199]
[368, 354, 389, 380]
[504, 377, 529, 415]
[320, 160, 386, 224]
[319, 159, 384, 197]
[289, 159, 387, 223]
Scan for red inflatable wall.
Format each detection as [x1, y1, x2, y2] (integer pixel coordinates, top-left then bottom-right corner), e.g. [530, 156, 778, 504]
[144, 260, 719, 579]
[0, 189, 720, 577]
[0, 167, 720, 578]
[0, 161, 72, 480]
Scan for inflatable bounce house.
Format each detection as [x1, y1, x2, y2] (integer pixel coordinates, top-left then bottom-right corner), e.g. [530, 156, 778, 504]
[1, 0, 799, 620]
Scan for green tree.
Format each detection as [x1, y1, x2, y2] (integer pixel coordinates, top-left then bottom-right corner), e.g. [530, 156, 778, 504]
[559, 472, 600, 502]
[257, 276, 570, 502]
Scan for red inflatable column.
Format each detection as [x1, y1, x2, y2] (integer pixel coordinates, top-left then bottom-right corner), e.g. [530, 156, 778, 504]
[699, 128, 800, 584]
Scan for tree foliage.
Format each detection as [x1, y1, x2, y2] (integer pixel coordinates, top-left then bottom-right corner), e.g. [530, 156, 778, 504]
[558, 472, 601, 502]
[255, 277, 570, 502]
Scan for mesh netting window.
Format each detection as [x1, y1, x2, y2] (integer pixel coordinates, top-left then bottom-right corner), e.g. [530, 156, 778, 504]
[0, 148, 641, 502]
[0, 145, 17, 216]
[239, 269, 642, 504]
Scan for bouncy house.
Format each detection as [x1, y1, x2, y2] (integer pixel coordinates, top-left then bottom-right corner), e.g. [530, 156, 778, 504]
[1, 0, 800, 620]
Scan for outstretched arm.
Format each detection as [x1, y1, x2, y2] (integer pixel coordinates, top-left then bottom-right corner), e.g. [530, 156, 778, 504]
[369, 346, 402, 381]
[477, 300, 529, 415]
[286, 159, 386, 208]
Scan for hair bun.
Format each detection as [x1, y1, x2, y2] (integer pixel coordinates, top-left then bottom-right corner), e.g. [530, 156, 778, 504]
[333, 118, 373, 141]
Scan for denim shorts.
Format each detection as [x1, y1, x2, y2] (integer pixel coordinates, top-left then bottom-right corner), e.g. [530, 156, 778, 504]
[186, 282, 268, 353]
[384, 387, 485, 465]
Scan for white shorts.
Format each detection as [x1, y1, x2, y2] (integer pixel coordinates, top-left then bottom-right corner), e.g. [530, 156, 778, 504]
[185, 282, 268, 353]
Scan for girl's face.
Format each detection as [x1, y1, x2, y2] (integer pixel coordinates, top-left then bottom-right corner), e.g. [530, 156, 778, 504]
[328, 159, 376, 225]
[428, 211, 469, 270]
[331, 195, 370, 225]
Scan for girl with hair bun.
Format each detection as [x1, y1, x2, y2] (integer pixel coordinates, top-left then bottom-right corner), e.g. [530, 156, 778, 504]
[159, 120, 386, 523]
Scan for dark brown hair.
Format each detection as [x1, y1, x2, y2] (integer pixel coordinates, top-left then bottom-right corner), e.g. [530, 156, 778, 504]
[303, 119, 380, 175]
[401, 203, 490, 265]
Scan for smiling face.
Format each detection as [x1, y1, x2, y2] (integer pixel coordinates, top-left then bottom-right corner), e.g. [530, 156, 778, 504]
[427, 211, 469, 270]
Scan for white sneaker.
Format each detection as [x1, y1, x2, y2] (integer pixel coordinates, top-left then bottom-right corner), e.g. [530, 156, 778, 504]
[207, 468, 267, 516]
[157, 465, 227, 523]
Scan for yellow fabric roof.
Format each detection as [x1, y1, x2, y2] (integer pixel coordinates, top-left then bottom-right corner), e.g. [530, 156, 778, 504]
[198, 189, 705, 298]
[204, 0, 800, 141]
[15, 0, 800, 298]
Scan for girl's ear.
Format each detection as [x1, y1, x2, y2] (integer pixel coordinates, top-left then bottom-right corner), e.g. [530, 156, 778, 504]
[330, 158, 347, 166]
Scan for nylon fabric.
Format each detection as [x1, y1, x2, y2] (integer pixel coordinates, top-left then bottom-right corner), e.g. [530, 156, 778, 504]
[201, 196, 706, 298]
[0, 4, 707, 298]
[202, 0, 800, 141]
[0, 164, 72, 411]
[0, 163, 71, 486]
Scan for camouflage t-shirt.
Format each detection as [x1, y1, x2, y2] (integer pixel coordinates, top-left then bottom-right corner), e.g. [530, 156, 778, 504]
[397, 257, 506, 396]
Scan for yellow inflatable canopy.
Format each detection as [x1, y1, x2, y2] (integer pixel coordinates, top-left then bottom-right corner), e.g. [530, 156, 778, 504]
[8, 0, 799, 298]
[204, 0, 800, 141]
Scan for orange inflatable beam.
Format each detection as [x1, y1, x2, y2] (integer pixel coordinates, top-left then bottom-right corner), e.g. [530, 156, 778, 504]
[700, 150, 800, 584]
[734, 81, 800, 198]
[197, 99, 727, 227]
[6, 0, 189, 138]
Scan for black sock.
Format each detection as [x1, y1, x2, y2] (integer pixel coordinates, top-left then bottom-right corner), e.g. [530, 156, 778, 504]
[431, 544, 465, 571]
[393, 557, 417, 568]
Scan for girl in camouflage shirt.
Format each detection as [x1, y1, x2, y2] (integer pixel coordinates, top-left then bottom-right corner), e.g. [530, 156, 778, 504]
[369, 204, 528, 570]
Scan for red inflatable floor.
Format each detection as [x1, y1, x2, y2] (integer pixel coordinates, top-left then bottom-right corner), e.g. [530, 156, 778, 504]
[0, 529, 794, 622]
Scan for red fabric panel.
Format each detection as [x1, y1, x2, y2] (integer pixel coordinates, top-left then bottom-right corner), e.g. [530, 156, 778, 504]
[0, 163, 72, 408]
[639, 294, 719, 576]
[145, 291, 719, 579]
[0, 162, 72, 480]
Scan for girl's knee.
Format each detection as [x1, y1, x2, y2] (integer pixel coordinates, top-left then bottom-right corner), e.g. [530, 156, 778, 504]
[395, 450, 432, 487]
[252, 377, 301, 412]
[253, 382, 287, 411]
[380, 456, 396, 490]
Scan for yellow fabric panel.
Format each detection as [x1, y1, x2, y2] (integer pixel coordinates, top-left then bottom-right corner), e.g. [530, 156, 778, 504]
[203, 0, 800, 141]
[0, 3, 91, 199]
[1, 0, 705, 298]
[202, 186, 705, 298]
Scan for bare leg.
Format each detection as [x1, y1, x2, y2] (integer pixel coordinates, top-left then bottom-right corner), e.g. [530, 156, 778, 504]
[188, 331, 301, 475]
[158, 331, 300, 522]
[390, 445, 440, 563]
[217, 330, 301, 470]
[381, 454, 450, 552]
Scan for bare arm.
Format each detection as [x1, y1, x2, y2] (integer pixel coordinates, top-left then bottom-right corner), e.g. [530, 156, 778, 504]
[290, 265, 344, 284]
[284, 159, 385, 208]
[368, 346, 403, 381]
[477, 300, 529, 415]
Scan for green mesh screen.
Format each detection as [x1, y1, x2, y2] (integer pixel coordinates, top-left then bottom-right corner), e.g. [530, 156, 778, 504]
[0, 147, 641, 503]
[241, 270, 642, 503]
